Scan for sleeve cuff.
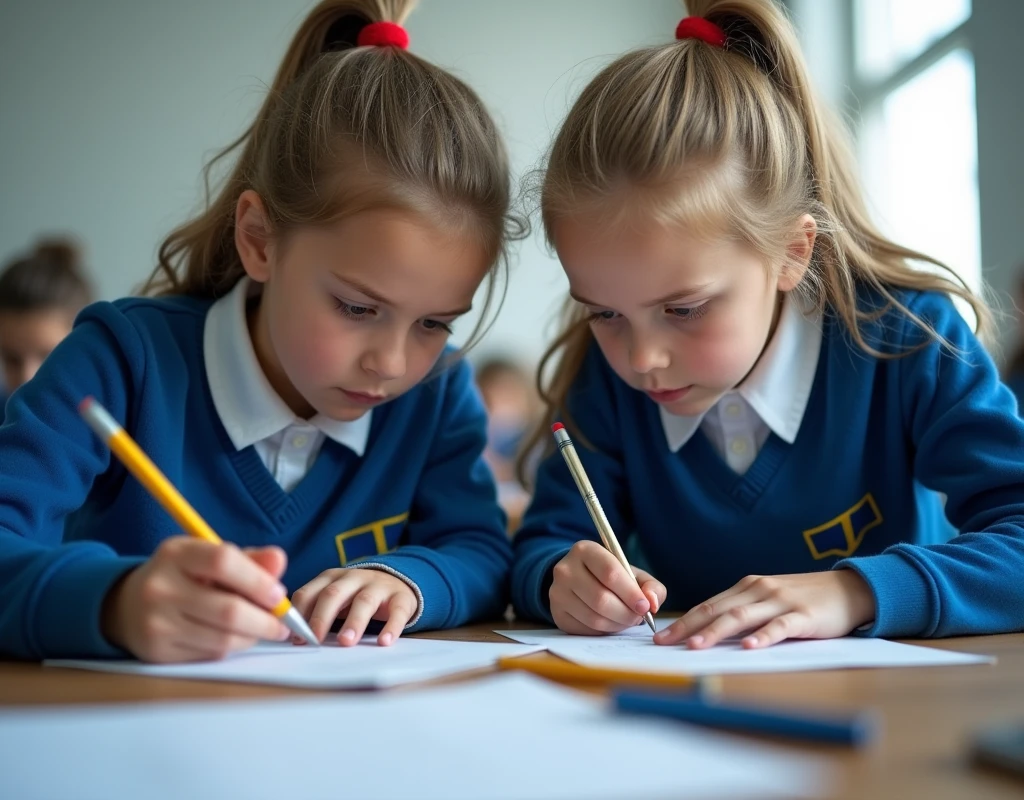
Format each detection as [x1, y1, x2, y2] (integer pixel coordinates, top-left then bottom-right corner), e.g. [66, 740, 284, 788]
[32, 553, 145, 659]
[351, 561, 425, 628]
[834, 549, 935, 638]
[511, 542, 572, 624]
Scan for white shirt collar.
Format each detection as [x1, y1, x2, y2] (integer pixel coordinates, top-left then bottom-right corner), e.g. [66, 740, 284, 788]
[204, 278, 371, 456]
[660, 294, 822, 453]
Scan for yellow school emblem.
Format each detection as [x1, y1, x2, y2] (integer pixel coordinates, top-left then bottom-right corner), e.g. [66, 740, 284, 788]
[802, 494, 882, 560]
[335, 512, 409, 565]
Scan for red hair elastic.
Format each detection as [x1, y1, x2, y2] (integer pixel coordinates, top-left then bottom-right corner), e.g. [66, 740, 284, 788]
[675, 16, 727, 48]
[357, 21, 409, 49]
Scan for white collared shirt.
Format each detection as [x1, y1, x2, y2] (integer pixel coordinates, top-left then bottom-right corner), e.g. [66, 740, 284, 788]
[204, 278, 372, 492]
[660, 296, 822, 474]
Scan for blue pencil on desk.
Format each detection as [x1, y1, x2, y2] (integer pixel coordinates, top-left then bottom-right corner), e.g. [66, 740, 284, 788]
[613, 689, 878, 747]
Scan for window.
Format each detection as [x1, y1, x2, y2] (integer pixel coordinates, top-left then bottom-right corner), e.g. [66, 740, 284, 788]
[852, 0, 980, 293]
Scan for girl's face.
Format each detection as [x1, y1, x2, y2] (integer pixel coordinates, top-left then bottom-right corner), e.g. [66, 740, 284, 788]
[0, 309, 75, 392]
[551, 211, 813, 417]
[237, 192, 491, 421]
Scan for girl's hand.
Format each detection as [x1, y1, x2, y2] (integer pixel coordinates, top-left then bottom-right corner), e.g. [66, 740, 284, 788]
[101, 538, 291, 663]
[549, 540, 666, 635]
[654, 570, 875, 649]
[290, 568, 419, 646]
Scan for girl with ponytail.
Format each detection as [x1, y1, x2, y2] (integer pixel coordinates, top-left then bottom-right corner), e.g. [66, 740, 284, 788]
[513, 0, 1024, 648]
[0, 0, 521, 662]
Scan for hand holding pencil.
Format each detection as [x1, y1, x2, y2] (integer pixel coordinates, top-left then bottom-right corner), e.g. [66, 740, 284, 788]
[548, 422, 666, 637]
[81, 397, 319, 662]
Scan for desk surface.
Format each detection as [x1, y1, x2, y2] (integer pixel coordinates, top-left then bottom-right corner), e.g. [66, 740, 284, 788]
[2, 625, 1023, 799]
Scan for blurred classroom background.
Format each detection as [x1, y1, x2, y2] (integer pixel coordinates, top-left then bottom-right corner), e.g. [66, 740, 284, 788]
[2, 0, 1023, 519]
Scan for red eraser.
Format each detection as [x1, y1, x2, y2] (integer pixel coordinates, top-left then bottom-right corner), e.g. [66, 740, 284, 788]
[78, 396, 95, 414]
[551, 422, 565, 432]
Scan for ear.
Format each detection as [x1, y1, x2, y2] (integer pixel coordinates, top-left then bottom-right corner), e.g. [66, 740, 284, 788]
[777, 214, 817, 292]
[235, 190, 275, 284]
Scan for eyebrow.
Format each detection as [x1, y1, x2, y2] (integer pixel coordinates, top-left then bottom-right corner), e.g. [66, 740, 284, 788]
[333, 275, 473, 317]
[569, 284, 714, 308]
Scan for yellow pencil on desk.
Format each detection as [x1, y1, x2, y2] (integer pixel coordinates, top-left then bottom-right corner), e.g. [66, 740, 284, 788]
[78, 396, 319, 647]
[497, 656, 714, 691]
[551, 422, 657, 633]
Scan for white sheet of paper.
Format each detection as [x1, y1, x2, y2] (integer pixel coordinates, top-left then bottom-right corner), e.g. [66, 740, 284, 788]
[0, 673, 829, 800]
[496, 627, 994, 675]
[46, 637, 543, 689]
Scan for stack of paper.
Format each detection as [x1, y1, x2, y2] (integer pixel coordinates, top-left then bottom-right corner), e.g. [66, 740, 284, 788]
[497, 623, 995, 675]
[46, 638, 543, 689]
[0, 673, 829, 799]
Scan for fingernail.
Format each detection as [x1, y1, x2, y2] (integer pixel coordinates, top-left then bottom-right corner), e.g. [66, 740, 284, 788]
[268, 584, 286, 604]
[379, 632, 393, 646]
[689, 635, 704, 646]
[634, 599, 649, 613]
[340, 628, 356, 644]
[277, 625, 290, 641]
[743, 635, 758, 647]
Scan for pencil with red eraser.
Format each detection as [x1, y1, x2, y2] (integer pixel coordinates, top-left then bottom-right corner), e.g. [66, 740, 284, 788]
[550, 422, 657, 633]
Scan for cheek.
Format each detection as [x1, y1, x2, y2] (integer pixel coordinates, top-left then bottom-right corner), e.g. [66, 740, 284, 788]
[274, 301, 352, 380]
[685, 314, 768, 383]
[404, 334, 448, 381]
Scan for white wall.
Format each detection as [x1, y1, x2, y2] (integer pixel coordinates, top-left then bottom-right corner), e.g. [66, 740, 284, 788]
[0, 0, 681, 368]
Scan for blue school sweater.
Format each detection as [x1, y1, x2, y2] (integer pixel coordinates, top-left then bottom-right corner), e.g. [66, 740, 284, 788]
[513, 289, 1024, 639]
[0, 297, 510, 660]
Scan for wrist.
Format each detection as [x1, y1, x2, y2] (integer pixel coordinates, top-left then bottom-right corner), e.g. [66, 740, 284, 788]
[99, 567, 135, 649]
[836, 568, 875, 628]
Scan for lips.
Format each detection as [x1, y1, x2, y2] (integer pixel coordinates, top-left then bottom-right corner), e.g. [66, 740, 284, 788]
[340, 389, 387, 405]
[645, 386, 691, 404]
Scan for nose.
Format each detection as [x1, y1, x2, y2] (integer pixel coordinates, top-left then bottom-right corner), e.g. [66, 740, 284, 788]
[361, 330, 407, 381]
[628, 328, 671, 375]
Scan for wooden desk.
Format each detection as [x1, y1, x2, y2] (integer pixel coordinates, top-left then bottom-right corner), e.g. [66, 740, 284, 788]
[2, 626, 1023, 799]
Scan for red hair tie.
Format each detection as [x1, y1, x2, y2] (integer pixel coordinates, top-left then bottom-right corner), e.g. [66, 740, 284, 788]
[675, 16, 727, 48]
[357, 21, 409, 49]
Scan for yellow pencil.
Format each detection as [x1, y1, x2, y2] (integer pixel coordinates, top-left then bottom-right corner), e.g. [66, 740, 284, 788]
[79, 396, 318, 646]
[551, 422, 657, 633]
[497, 656, 709, 690]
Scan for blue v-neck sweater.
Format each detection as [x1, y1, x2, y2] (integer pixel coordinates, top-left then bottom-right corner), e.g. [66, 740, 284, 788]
[0, 296, 510, 659]
[513, 289, 1024, 639]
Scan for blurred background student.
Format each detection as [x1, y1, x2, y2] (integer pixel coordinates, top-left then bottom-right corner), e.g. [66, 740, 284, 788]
[475, 355, 539, 527]
[0, 238, 93, 421]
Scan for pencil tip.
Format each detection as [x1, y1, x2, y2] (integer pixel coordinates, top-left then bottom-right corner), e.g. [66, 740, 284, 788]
[645, 613, 657, 634]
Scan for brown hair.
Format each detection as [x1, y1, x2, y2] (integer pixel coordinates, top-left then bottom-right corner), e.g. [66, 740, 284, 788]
[143, 0, 523, 351]
[0, 238, 93, 314]
[519, 0, 991, 483]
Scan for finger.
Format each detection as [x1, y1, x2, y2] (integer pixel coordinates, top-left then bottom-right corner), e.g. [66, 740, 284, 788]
[685, 600, 782, 649]
[175, 541, 286, 612]
[578, 544, 649, 615]
[572, 567, 644, 626]
[243, 546, 288, 580]
[290, 572, 341, 621]
[635, 574, 667, 614]
[654, 585, 758, 645]
[564, 588, 641, 634]
[308, 577, 364, 643]
[337, 589, 385, 646]
[742, 612, 808, 649]
[377, 594, 418, 646]
[178, 578, 290, 642]
[174, 612, 262, 661]
[552, 605, 601, 636]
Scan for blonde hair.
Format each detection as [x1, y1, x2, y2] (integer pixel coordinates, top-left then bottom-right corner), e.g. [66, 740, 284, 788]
[520, 0, 991, 481]
[144, 0, 523, 351]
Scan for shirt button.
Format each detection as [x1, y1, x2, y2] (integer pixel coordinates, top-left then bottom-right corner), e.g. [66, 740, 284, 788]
[291, 434, 309, 448]
[729, 438, 748, 455]
[726, 402, 742, 417]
